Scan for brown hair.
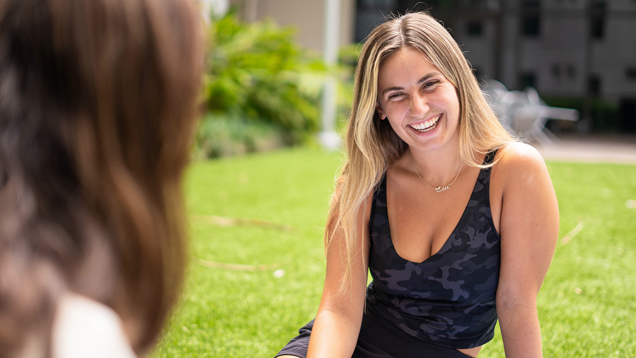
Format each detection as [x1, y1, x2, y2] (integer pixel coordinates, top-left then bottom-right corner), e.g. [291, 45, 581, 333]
[328, 12, 514, 290]
[0, 0, 202, 356]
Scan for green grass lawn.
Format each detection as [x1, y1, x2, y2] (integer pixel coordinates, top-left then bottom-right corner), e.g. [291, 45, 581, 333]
[152, 148, 636, 357]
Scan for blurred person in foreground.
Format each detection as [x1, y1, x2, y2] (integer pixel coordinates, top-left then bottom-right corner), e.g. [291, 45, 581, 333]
[277, 12, 559, 358]
[0, 0, 202, 356]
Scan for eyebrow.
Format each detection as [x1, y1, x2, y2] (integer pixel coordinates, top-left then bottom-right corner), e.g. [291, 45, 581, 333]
[380, 72, 441, 96]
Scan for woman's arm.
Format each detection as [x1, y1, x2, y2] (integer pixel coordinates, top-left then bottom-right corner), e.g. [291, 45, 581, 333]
[306, 194, 372, 358]
[495, 143, 559, 358]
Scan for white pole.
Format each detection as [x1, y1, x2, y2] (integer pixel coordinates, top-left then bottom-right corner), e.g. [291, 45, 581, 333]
[199, 0, 229, 21]
[319, 0, 342, 150]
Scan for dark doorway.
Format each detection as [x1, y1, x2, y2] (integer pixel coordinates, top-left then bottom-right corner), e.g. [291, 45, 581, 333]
[354, 0, 395, 42]
[618, 98, 636, 133]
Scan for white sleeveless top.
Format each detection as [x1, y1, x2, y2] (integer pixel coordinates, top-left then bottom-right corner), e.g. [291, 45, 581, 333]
[53, 294, 137, 358]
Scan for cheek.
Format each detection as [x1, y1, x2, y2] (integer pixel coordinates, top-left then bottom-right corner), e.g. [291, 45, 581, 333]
[442, 93, 460, 116]
[385, 103, 407, 120]
[453, 97, 461, 117]
[386, 116, 411, 140]
[386, 117, 402, 132]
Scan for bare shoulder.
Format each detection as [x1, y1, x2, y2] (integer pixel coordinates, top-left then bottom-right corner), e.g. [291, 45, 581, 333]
[497, 142, 546, 169]
[494, 142, 550, 188]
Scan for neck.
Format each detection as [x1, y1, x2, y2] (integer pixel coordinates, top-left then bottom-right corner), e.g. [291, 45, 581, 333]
[407, 144, 463, 186]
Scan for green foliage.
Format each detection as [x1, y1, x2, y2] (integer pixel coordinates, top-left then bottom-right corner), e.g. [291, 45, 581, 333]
[152, 149, 636, 357]
[194, 113, 284, 159]
[198, 11, 327, 158]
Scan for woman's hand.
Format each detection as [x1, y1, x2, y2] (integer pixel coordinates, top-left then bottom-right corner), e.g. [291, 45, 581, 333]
[493, 143, 559, 358]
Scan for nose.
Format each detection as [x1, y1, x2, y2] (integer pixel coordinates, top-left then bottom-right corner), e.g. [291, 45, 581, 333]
[409, 92, 429, 118]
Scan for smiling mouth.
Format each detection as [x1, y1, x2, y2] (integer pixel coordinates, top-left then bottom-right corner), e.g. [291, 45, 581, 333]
[408, 114, 441, 133]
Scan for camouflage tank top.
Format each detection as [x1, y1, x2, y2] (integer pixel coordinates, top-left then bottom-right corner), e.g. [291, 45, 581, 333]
[365, 151, 500, 349]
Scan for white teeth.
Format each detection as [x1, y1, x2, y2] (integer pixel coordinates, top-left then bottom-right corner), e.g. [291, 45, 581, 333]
[410, 115, 441, 132]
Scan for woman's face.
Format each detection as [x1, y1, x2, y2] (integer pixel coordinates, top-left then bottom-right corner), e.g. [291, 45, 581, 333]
[376, 47, 461, 154]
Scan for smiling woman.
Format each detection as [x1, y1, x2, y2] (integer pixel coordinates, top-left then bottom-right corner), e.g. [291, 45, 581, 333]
[275, 11, 559, 358]
[376, 47, 461, 155]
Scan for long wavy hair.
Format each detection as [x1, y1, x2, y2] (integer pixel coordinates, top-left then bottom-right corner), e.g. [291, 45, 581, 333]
[0, 0, 202, 356]
[328, 12, 514, 289]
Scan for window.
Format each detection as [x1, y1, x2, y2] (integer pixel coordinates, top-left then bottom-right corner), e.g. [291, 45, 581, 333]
[521, 0, 541, 37]
[590, 0, 606, 39]
[551, 64, 561, 78]
[467, 20, 483, 36]
[588, 75, 601, 97]
[567, 64, 576, 78]
[357, 0, 394, 10]
[520, 72, 536, 89]
[618, 98, 636, 133]
[355, 0, 396, 42]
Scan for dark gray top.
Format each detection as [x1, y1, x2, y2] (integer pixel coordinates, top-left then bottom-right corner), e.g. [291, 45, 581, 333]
[365, 151, 500, 349]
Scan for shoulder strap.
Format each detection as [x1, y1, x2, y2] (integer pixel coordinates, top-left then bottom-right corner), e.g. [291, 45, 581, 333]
[483, 149, 499, 166]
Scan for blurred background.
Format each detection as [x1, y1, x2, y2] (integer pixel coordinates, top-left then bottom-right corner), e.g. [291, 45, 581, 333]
[195, 0, 635, 160]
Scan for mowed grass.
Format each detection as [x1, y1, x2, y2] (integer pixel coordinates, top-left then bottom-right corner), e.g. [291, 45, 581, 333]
[152, 148, 636, 357]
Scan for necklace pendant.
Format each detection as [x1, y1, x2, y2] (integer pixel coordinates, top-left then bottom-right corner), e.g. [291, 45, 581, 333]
[435, 185, 450, 193]
[407, 151, 460, 194]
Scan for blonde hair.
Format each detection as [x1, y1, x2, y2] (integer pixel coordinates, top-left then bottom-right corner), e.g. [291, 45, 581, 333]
[328, 12, 513, 290]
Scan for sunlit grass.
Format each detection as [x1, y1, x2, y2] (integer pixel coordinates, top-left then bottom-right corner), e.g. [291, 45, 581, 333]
[152, 148, 636, 357]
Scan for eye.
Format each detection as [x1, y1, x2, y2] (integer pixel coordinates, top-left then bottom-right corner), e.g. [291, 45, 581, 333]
[387, 93, 405, 101]
[422, 80, 440, 90]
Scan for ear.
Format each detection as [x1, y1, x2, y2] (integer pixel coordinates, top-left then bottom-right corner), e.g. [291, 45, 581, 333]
[376, 102, 386, 120]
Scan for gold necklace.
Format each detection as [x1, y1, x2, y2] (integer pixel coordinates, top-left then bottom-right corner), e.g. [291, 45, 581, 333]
[407, 151, 461, 193]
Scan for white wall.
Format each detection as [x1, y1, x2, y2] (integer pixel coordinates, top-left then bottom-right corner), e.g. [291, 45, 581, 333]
[230, 0, 355, 54]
